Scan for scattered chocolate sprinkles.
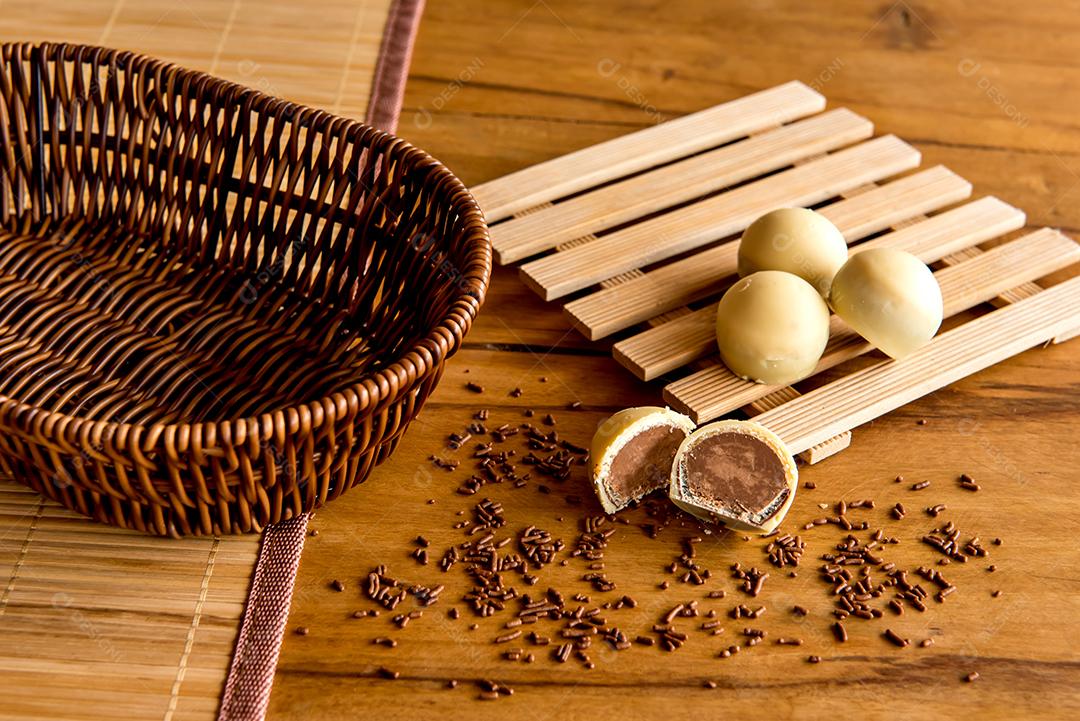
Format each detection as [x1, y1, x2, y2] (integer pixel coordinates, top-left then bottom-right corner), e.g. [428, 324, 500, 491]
[731, 563, 769, 596]
[340, 400, 1009, 701]
[922, 521, 988, 563]
[765, 534, 805, 568]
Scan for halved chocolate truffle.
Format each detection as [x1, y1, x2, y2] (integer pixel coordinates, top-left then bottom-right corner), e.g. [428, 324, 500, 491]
[670, 420, 798, 533]
[590, 407, 695, 514]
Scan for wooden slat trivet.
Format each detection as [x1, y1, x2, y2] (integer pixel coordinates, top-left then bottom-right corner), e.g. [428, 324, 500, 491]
[474, 81, 1080, 465]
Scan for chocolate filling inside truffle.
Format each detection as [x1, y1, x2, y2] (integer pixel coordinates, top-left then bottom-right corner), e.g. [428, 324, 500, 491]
[682, 432, 789, 521]
[606, 425, 687, 504]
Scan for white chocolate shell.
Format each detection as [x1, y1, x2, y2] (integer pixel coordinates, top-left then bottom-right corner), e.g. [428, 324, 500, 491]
[715, 271, 831, 385]
[590, 406, 695, 514]
[738, 208, 848, 297]
[829, 247, 943, 360]
[670, 420, 798, 534]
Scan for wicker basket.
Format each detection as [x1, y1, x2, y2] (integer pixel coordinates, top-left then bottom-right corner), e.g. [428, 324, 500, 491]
[0, 42, 491, 536]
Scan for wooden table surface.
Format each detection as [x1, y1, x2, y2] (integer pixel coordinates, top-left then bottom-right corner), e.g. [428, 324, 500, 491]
[268, 1, 1080, 718]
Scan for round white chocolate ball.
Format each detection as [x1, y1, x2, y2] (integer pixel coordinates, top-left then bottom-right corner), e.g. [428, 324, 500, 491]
[715, 270, 831, 385]
[737, 208, 848, 296]
[829, 247, 943, 360]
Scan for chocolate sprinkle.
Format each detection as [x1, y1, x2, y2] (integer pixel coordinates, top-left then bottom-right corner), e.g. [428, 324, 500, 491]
[340, 401, 1012, 699]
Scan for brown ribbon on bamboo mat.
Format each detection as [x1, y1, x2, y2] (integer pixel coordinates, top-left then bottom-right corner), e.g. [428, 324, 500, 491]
[217, 1, 426, 718]
[217, 515, 310, 721]
[367, 0, 427, 132]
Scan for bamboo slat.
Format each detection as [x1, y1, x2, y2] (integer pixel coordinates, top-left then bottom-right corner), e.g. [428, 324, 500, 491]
[758, 274, 1080, 453]
[472, 81, 826, 223]
[491, 109, 873, 263]
[520, 135, 921, 300]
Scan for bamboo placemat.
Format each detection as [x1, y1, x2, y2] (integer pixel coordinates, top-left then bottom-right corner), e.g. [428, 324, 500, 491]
[0, 0, 418, 719]
[0, 479, 261, 721]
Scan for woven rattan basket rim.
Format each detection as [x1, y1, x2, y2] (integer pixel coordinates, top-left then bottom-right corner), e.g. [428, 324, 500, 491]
[0, 41, 492, 454]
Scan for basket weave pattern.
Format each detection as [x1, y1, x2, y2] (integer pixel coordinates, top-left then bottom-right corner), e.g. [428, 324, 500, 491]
[0, 43, 491, 536]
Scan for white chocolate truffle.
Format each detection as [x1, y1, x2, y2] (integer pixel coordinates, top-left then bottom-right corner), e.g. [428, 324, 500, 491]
[669, 420, 798, 534]
[589, 406, 695, 514]
[829, 247, 943, 360]
[738, 208, 848, 296]
[715, 271, 830, 385]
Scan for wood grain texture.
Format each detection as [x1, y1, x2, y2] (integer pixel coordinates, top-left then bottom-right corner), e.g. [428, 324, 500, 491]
[269, 1, 1080, 719]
